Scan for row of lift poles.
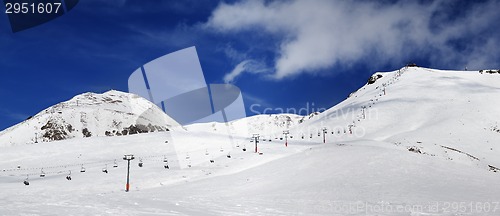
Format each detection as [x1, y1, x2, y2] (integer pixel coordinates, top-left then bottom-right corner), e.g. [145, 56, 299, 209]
[54, 129, 332, 192]
[23, 154, 137, 191]
[27, 127, 334, 190]
[251, 127, 329, 154]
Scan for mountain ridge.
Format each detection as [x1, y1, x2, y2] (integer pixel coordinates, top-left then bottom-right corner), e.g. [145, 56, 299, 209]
[0, 90, 180, 146]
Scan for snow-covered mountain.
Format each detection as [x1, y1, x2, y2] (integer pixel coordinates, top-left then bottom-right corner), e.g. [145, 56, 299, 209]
[0, 90, 180, 147]
[1, 67, 500, 215]
[186, 113, 305, 138]
[289, 67, 500, 171]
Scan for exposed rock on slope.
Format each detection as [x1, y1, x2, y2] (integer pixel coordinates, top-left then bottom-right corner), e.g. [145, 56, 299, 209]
[0, 90, 180, 146]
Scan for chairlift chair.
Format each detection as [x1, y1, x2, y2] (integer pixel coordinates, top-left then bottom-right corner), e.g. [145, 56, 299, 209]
[66, 171, 72, 180]
[24, 175, 29, 186]
[163, 157, 169, 169]
[40, 169, 45, 178]
[80, 165, 86, 173]
[113, 160, 118, 168]
[138, 159, 143, 167]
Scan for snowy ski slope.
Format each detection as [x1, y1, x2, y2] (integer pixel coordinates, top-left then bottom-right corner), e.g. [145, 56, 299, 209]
[1, 67, 500, 215]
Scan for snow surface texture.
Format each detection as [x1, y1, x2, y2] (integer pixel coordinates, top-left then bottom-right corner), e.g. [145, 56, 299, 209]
[1, 67, 500, 215]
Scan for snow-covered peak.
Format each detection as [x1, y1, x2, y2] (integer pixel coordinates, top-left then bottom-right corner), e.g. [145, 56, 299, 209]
[186, 113, 305, 138]
[0, 90, 180, 147]
[291, 66, 500, 169]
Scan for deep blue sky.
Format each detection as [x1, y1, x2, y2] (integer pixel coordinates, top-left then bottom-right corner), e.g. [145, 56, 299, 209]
[0, 0, 499, 131]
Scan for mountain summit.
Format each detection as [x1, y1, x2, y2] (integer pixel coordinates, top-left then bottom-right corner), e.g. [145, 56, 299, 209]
[0, 90, 180, 146]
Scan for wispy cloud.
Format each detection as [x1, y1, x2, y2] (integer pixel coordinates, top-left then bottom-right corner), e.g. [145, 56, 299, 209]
[223, 60, 271, 83]
[216, 44, 248, 63]
[204, 0, 500, 80]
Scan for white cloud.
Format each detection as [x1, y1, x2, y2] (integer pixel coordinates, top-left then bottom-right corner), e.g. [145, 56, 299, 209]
[223, 60, 270, 83]
[205, 0, 500, 80]
[217, 44, 248, 62]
